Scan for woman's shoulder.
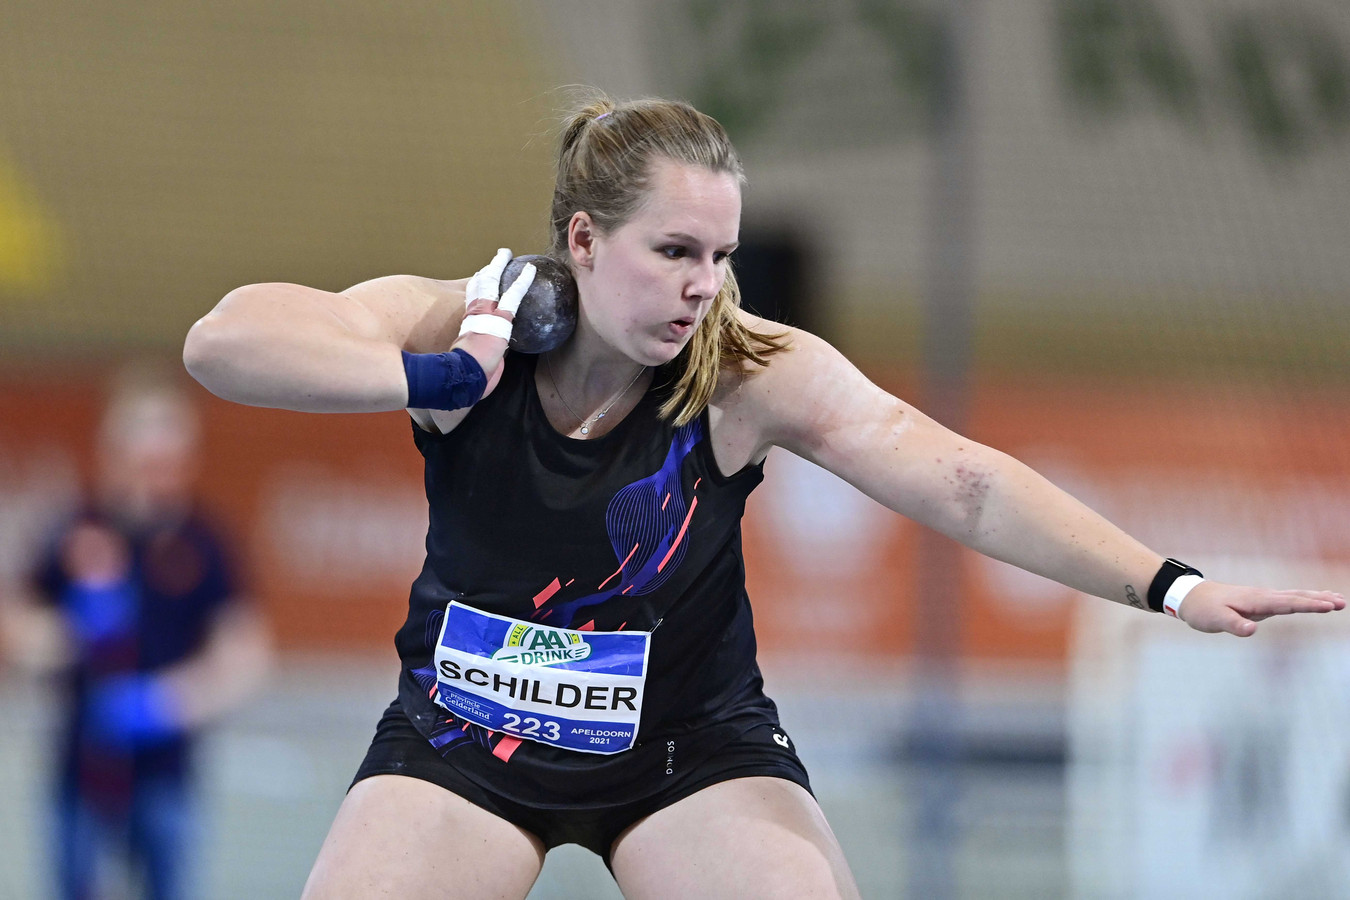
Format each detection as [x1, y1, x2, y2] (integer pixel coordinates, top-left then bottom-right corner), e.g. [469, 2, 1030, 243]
[710, 309, 880, 457]
[713, 309, 841, 402]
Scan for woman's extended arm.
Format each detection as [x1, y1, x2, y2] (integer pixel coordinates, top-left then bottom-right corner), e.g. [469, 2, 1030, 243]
[183, 275, 465, 412]
[743, 327, 1343, 636]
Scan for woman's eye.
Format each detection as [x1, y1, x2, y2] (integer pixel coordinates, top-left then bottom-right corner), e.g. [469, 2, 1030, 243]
[714, 251, 733, 263]
[661, 246, 687, 259]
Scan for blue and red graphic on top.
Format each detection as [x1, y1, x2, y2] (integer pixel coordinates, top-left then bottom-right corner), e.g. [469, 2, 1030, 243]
[537, 419, 703, 627]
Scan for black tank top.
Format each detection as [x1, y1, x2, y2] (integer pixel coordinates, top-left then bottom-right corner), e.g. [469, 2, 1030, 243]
[393, 352, 781, 803]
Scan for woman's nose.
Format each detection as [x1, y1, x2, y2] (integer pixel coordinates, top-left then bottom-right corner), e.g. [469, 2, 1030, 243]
[686, 259, 720, 300]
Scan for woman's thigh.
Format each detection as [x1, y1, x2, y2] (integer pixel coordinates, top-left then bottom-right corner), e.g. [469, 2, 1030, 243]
[301, 774, 546, 900]
[609, 776, 860, 900]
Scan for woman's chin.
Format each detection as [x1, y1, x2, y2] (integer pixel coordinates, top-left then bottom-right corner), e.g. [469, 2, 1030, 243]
[643, 337, 692, 366]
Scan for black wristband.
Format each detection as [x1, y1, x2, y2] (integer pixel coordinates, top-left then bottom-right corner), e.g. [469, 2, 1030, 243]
[1147, 558, 1203, 613]
[402, 348, 487, 410]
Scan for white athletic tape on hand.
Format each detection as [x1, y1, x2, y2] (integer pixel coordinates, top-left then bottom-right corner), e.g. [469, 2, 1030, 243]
[1163, 574, 1204, 618]
[497, 263, 536, 316]
[459, 314, 514, 341]
[463, 270, 482, 306]
[464, 248, 514, 306]
[481, 249, 512, 303]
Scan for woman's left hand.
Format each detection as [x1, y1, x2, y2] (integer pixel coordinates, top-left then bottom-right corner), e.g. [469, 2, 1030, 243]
[1178, 582, 1345, 636]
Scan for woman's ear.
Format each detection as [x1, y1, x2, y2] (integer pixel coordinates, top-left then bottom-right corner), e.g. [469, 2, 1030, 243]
[568, 212, 596, 269]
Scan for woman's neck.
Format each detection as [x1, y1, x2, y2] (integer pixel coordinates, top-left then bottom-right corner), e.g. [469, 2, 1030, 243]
[546, 329, 647, 404]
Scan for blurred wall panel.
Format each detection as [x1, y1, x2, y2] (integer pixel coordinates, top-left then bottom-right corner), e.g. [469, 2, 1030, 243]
[0, 0, 559, 354]
[4, 368, 1346, 660]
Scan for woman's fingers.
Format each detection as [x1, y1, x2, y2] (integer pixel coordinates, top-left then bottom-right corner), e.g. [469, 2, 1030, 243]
[1242, 589, 1344, 619]
[469, 249, 513, 305]
[1183, 584, 1344, 636]
[463, 263, 534, 322]
[452, 253, 539, 401]
[462, 248, 512, 313]
[498, 264, 535, 316]
[459, 249, 519, 344]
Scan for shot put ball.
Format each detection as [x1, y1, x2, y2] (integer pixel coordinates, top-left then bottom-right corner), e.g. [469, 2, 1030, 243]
[499, 254, 578, 354]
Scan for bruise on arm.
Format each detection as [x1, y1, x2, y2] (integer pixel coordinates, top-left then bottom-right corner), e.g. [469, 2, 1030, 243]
[943, 451, 993, 529]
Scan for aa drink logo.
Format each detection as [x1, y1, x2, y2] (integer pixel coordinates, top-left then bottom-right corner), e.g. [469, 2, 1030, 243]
[491, 622, 592, 666]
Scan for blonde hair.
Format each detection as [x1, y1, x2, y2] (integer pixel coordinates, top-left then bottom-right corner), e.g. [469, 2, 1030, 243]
[549, 93, 790, 426]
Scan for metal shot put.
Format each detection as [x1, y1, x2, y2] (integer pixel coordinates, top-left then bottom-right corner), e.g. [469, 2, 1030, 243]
[501, 254, 578, 354]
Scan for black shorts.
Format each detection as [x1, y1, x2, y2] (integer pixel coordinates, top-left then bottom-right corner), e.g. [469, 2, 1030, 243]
[352, 700, 812, 865]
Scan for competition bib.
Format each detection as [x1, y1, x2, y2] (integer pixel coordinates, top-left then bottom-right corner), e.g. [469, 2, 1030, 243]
[432, 601, 650, 754]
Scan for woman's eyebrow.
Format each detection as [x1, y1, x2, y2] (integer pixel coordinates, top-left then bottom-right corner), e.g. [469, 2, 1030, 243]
[661, 231, 740, 250]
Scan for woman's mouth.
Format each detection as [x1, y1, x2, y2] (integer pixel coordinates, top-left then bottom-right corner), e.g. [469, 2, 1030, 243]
[668, 317, 695, 336]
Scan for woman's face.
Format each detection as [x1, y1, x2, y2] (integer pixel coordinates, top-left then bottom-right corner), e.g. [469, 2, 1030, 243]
[572, 158, 742, 366]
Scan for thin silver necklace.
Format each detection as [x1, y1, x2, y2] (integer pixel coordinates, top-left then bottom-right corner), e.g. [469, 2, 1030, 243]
[544, 353, 646, 436]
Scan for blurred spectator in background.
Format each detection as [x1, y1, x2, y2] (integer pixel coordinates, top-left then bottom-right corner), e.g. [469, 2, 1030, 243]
[0, 366, 271, 900]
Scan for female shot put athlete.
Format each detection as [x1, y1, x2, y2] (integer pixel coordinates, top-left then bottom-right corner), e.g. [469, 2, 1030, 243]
[183, 96, 1343, 899]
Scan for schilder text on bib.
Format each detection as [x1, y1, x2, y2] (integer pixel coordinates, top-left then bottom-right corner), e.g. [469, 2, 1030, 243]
[432, 602, 650, 754]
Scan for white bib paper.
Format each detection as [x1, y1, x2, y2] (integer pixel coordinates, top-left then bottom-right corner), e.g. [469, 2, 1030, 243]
[432, 601, 651, 754]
